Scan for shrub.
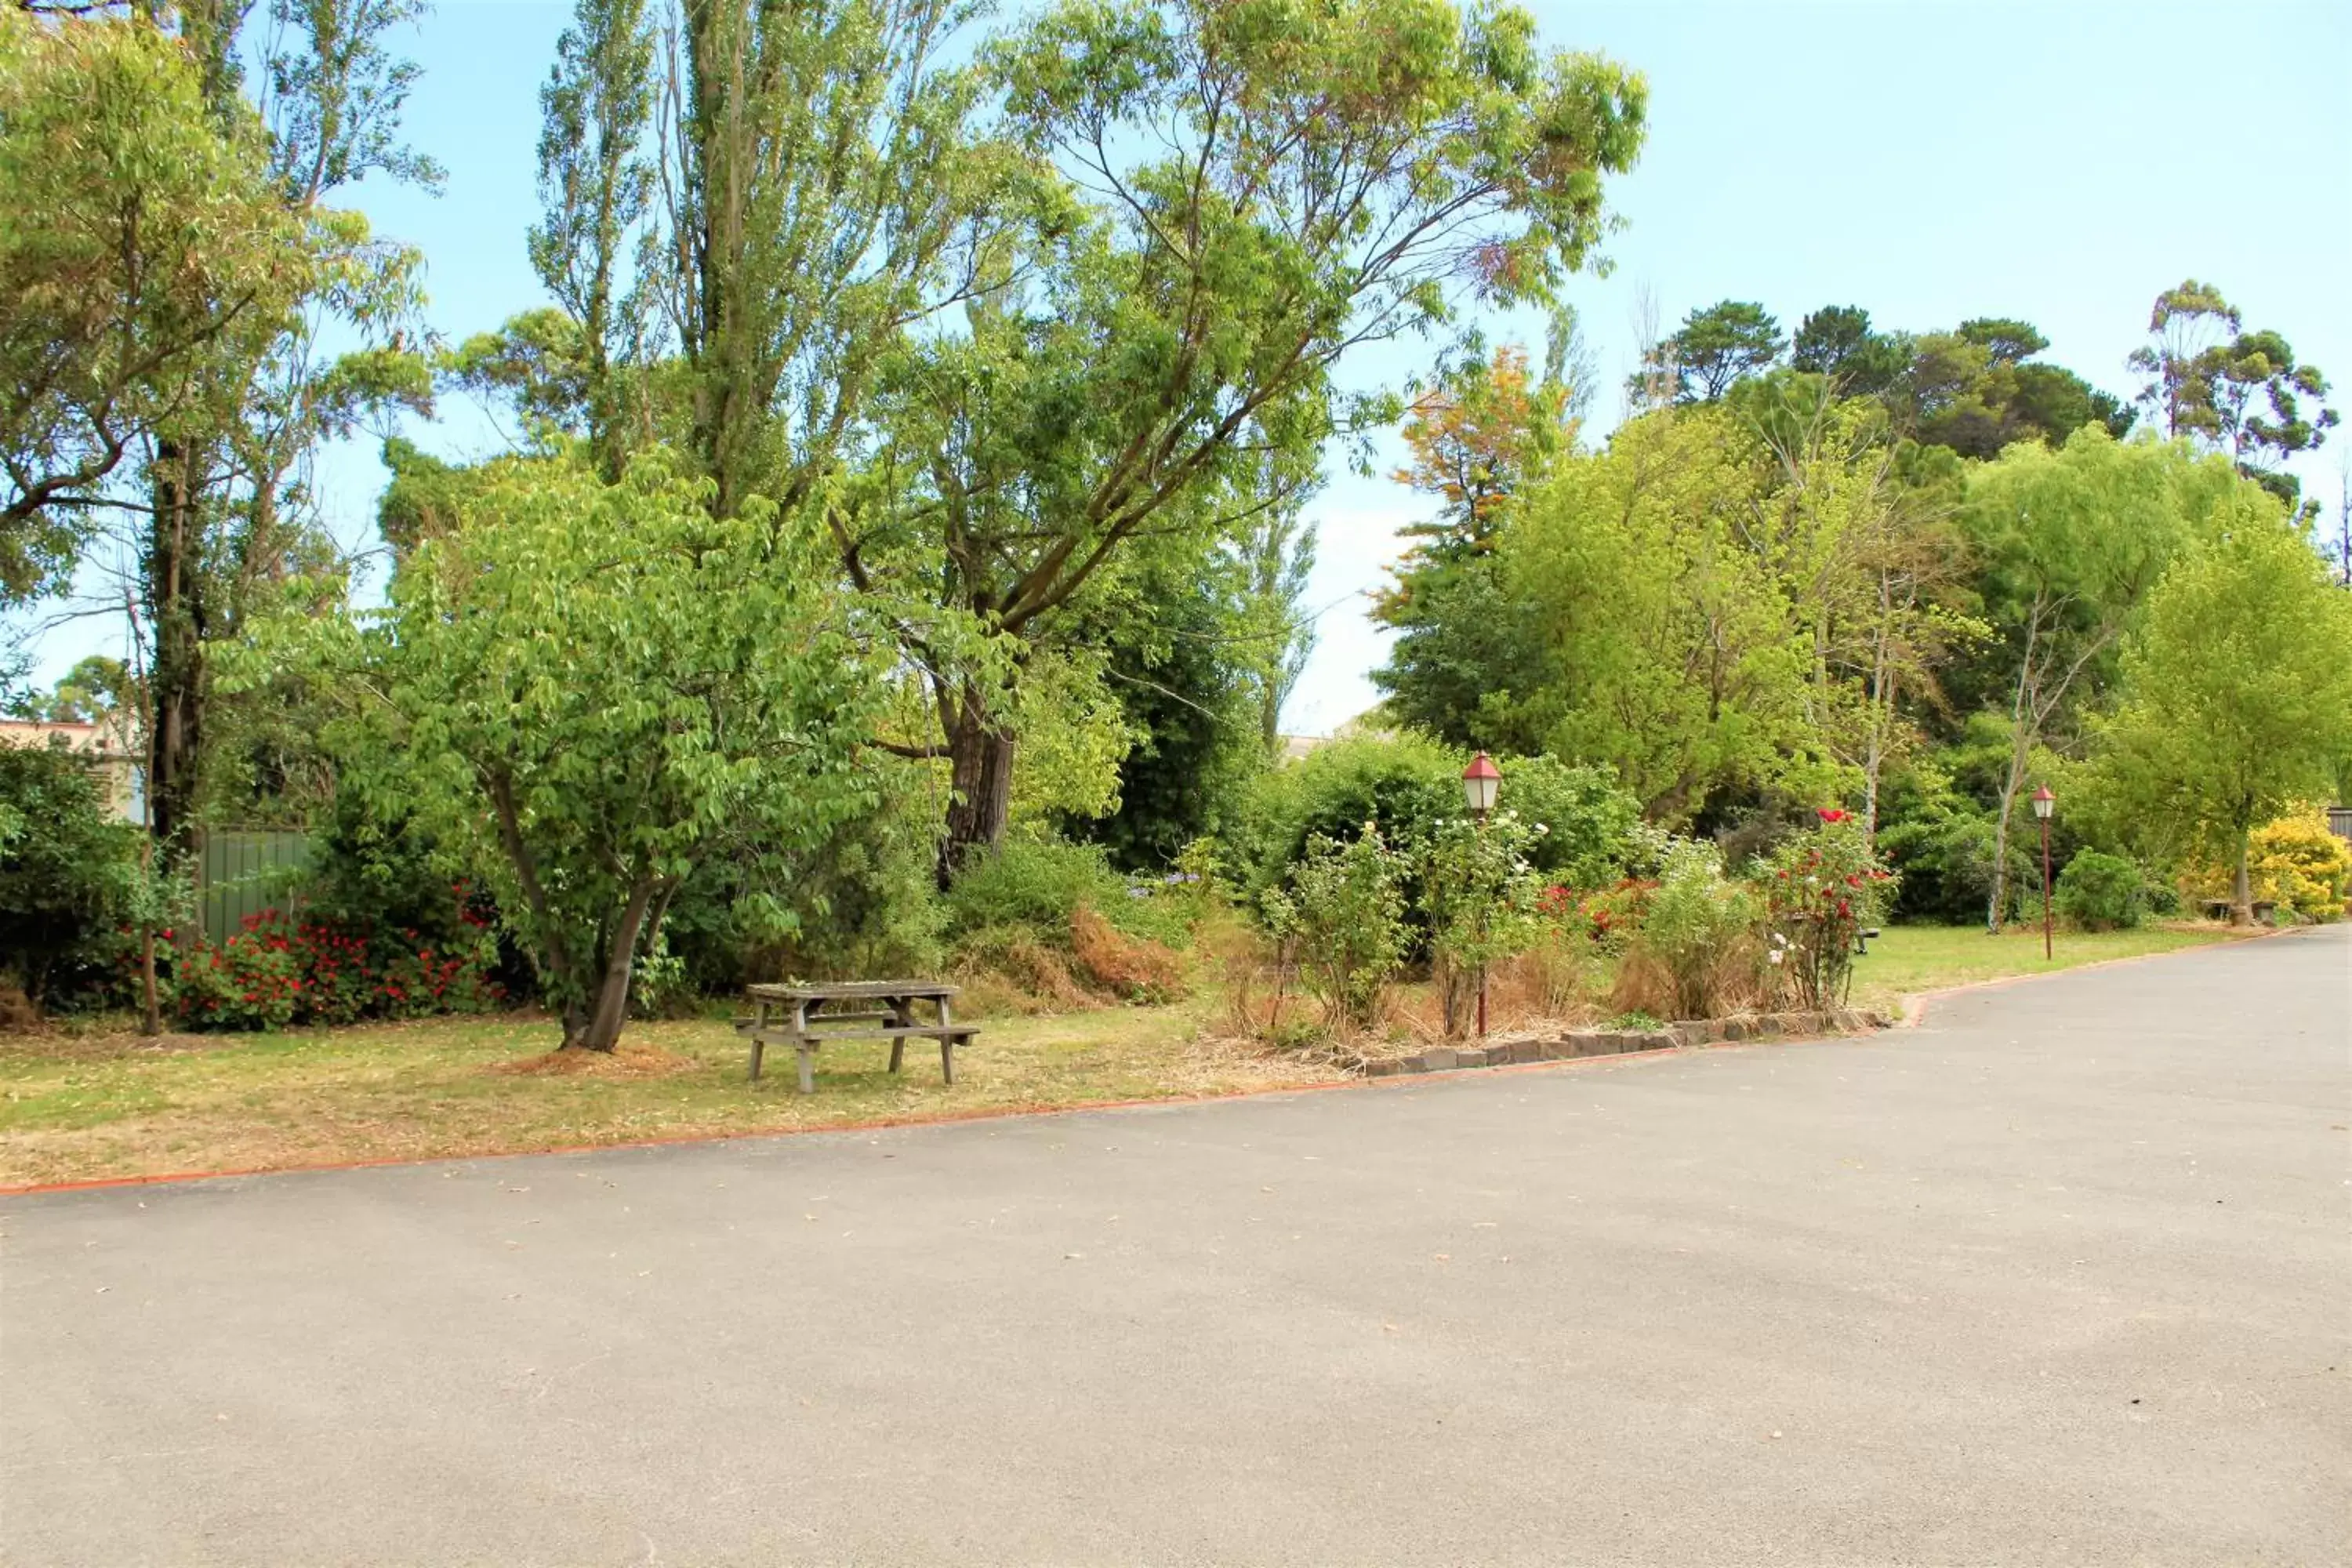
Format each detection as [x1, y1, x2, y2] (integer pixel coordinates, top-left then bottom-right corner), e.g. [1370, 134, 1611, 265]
[1236, 733, 1460, 897]
[1415, 810, 1545, 1036]
[1873, 754, 2038, 925]
[1760, 815, 1894, 1011]
[170, 909, 502, 1033]
[0, 740, 141, 1009]
[1542, 877, 1655, 951]
[945, 837, 1172, 946]
[302, 797, 528, 998]
[2176, 811, 2352, 922]
[742, 770, 947, 983]
[1611, 838, 1759, 1021]
[2249, 814, 2350, 922]
[1260, 823, 1408, 1034]
[1494, 755, 1641, 887]
[2054, 850, 2146, 931]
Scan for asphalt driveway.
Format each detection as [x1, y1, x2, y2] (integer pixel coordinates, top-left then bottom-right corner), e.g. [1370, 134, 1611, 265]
[4, 926, 2347, 1566]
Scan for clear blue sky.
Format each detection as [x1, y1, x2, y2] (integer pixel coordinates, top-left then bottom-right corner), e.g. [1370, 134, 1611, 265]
[22, 0, 2350, 732]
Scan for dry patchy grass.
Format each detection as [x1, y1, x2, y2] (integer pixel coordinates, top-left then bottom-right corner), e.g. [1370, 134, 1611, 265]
[0, 919, 2271, 1190]
[0, 1000, 1343, 1190]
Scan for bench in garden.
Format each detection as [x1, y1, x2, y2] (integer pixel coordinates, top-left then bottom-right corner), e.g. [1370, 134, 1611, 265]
[735, 980, 976, 1094]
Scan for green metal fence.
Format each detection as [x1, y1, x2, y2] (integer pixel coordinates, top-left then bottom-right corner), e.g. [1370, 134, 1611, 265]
[197, 829, 311, 941]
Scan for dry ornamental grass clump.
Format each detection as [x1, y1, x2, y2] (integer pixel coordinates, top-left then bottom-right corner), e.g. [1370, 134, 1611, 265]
[1068, 907, 1188, 1003]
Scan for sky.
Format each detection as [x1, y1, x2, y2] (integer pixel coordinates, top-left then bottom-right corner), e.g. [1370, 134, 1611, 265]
[20, 0, 2351, 733]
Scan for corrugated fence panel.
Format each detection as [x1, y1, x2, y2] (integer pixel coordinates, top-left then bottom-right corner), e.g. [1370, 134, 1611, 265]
[2328, 807, 2351, 844]
[198, 830, 312, 941]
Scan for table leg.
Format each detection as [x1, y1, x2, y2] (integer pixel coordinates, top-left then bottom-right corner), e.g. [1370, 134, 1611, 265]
[887, 996, 910, 1075]
[746, 999, 767, 1083]
[938, 994, 956, 1086]
[794, 999, 815, 1094]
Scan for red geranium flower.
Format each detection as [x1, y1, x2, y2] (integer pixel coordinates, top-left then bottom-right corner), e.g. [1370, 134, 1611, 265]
[1817, 808, 1849, 823]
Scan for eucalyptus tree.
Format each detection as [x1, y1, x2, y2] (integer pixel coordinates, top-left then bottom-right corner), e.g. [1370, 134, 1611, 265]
[508, 0, 1014, 514]
[2129, 279, 2337, 513]
[0, 11, 303, 601]
[846, 0, 1647, 874]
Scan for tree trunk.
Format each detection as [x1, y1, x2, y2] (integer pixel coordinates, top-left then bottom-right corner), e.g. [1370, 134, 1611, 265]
[1987, 689, 2037, 935]
[147, 440, 205, 869]
[937, 691, 1016, 887]
[567, 878, 660, 1052]
[1987, 777, 2019, 934]
[2231, 828, 2254, 927]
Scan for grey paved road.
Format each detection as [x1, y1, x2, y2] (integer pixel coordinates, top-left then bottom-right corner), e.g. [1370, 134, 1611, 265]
[5, 928, 2347, 1566]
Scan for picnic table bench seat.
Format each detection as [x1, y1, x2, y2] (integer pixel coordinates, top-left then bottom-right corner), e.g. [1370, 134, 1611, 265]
[735, 981, 977, 1093]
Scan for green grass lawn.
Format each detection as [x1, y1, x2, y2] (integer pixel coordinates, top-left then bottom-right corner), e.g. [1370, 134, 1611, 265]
[0, 920, 2263, 1190]
[1846, 922, 2252, 1014]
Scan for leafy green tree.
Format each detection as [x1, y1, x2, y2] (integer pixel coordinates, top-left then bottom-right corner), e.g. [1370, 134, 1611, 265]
[844, 0, 1646, 876]
[1639, 300, 1785, 404]
[89, 0, 438, 876]
[1060, 542, 1287, 869]
[8, 655, 133, 725]
[1494, 405, 1833, 818]
[1373, 345, 1577, 745]
[506, 0, 1011, 524]
[2129, 279, 2337, 511]
[2096, 503, 2352, 922]
[0, 11, 306, 601]
[525, 0, 654, 481]
[1735, 377, 1982, 838]
[1790, 305, 1908, 397]
[245, 455, 884, 1049]
[1961, 430, 2254, 928]
[1891, 326, 2128, 460]
[1239, 499, 1319, 754]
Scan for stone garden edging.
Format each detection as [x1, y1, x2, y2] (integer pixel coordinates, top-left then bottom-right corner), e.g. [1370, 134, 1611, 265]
[1359, 1008, 1891, 1078]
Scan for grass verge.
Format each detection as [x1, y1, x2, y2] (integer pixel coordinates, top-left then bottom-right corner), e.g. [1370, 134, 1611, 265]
[0, 920, 2267, 1190]
[1846, 921, 2253, 1014]
[0, 1003, 1342, 1191]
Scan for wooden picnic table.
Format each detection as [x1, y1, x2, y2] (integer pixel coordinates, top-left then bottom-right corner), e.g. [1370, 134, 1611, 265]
[736, 980, 976, 1093]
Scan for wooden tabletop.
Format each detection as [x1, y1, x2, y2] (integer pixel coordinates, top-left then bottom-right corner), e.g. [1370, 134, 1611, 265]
[745, 980, 960, 1001]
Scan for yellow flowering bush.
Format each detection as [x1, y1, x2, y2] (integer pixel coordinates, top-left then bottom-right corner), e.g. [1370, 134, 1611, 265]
[2181, 811, 2351, 921]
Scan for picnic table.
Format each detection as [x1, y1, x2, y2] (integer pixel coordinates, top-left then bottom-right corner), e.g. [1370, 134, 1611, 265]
[736, 980, 976, 1093]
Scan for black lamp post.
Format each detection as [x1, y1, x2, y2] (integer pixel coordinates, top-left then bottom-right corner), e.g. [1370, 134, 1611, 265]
[1462, 753, 1501, 1040]
[2031, 784, 2056, 960]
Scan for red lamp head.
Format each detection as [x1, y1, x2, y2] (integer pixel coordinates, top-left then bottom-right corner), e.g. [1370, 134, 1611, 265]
[1462, 752, 1501, 815]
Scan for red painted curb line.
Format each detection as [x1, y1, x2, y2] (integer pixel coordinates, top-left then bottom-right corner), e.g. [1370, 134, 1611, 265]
[0, 926, 2298, 1200]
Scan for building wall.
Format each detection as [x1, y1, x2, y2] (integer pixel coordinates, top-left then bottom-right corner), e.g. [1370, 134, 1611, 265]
[0, 720, 141, 822]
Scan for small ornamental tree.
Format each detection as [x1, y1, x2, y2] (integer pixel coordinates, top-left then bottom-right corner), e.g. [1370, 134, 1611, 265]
[245, 453, 882, 1049]
[1762, 811, 1894, 1011]
[1416, 810, 1546, 1038]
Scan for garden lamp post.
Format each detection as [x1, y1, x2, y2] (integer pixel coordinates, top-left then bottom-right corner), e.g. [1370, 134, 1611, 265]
[1462, 753, 1501, 1039]
[2031, 785, 2056, 960]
